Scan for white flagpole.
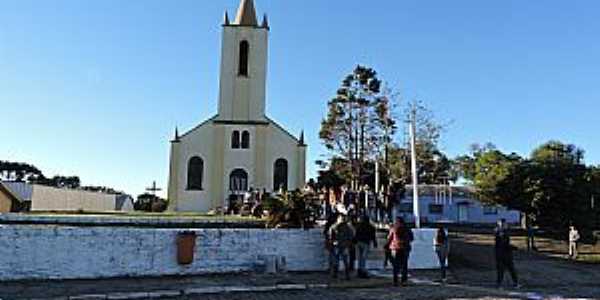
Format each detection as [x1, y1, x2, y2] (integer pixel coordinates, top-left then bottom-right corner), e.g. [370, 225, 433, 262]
[410, 104, 421, 228]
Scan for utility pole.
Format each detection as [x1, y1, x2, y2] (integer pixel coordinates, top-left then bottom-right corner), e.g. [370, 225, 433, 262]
[409, 103, 421, 228]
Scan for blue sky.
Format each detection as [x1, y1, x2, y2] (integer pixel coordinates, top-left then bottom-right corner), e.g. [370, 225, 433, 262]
[1, 0, 599, 197]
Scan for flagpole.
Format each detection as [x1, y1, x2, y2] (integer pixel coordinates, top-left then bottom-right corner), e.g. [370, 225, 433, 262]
[410, 104, 421, 228]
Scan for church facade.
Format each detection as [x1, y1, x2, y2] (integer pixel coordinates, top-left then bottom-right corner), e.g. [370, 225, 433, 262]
[168, 0, 307, 212]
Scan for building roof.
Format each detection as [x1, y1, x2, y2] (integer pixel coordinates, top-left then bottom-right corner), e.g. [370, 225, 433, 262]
[0, 181, 32, 202]
[115, 194, 133, 210]
[405, 185, 478, 199]
[234, 0, 258, 26]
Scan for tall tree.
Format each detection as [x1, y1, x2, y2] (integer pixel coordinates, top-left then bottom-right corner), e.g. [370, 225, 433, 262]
[320, 65, 390, 188]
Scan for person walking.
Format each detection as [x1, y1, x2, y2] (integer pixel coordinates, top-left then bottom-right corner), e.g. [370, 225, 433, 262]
[569, 225, 580, 260]
[329, 214, 355, 280]
[495, 219, 519, 289]
[387, 217, 414, 286]
[355, 215, 378, 278]
[434, 226, 450, 282]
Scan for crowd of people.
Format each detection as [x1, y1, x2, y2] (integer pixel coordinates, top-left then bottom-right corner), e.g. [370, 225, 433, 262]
[322, 213, 534, 289]
[324, 213, 450, 286]
[319, 184, 404, 224]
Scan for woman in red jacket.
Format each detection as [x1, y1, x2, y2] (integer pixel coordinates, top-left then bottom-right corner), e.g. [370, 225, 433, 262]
[387, 217, 414, 286]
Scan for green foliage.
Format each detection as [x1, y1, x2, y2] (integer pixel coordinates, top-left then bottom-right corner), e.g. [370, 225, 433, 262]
[319, 65, 395, 187]
[135, 193, 168, 212]
[265, 190, 320, 229]
[318, 66, 452, 189]
[1, 160, 125, 194]
[0, 160, 43, 182]
[457, 141, 600, 232]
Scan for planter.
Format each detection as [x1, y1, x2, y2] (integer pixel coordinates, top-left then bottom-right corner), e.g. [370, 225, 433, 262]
[176, 231, 197, 265]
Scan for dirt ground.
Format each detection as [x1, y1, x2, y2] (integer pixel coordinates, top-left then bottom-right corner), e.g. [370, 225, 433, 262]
[448, 231, 600, 298]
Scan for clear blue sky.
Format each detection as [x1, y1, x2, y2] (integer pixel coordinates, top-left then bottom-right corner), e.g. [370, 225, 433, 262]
[1, 0, 599, 197]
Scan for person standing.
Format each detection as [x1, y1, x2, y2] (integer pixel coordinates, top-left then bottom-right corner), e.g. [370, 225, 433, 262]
[323, 213, 338, 275]
[387, 217, 414, 286]
[526, 222, 537, 252]
[329, 214, 355, 280]
[495, 219, 519, 288]
[569, 226, 580, 260]
[347, 214, 358, 272]
[355, 215, 378, 278]
[434, 226, 450, 282]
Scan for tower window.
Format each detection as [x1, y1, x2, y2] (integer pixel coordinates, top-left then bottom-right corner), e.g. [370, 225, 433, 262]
[238, 40, 249, 76]
[232, 131, 240, 149]
[241, 131, 250, 149]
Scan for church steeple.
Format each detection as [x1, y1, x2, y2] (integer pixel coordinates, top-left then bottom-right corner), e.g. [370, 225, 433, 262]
[234, 0, 258, 26]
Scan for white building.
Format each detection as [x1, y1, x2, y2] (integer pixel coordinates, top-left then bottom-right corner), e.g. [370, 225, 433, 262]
[0, 181, 134, 213]
[168, 0, 307, 212]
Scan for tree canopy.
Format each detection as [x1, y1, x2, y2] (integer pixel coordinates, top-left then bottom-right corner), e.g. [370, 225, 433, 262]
[456, 141, 599, 232]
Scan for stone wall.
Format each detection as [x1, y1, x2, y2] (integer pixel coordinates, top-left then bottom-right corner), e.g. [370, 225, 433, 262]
[0, 225, 327, 281]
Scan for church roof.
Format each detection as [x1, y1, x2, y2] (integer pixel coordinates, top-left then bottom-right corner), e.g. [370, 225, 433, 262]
[234, 0, 258, 26]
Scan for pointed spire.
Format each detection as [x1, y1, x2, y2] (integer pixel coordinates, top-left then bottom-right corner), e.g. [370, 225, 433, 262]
[299, 130, 305, 146]
[261, 13, 269, 29]
[172, 127, 180, 143]
[234, 0, 258, 26]
[224, 11, 230, 26]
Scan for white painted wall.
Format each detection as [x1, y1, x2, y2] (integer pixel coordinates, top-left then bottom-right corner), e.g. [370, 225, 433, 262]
[222, 125, 258, 196]
[176, 123, 215, 212]
[30, 185, 119, 212]
[408, 229, 443, 269]
[173, 121, 305, 212]
[0, 226, 327, 281]
[218, 26, 268, 121]
[265, 122, 303, 191]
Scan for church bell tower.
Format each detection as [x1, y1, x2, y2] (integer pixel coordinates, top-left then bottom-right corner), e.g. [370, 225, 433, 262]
[217, 0, 270, 122]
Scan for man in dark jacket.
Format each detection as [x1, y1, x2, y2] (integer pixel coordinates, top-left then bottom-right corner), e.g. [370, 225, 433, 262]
[495, 219, 519, 288]
[355, 215, 378, 278]
[329, 214, 355, 280]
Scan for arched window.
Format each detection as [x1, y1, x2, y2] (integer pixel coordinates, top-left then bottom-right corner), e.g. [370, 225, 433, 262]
[238, 40, 249, 76]
[273, 158, 288, 191]
[187, 156, 204, 190]
[229, 168, 248, 192]
[241, 131, 250, 149]
[231, 131, 240, 149]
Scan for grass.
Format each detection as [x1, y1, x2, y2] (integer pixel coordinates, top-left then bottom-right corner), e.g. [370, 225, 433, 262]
[577, 254, 600, 263]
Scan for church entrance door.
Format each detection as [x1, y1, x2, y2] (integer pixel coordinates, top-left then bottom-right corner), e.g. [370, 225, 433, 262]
[229, 169, 249, 193]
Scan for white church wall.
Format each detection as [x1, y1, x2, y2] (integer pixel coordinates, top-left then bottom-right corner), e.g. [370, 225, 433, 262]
[218, 27, 268, 121]
[177, 124, 215, 212]
[222, 125, 258, 197]
[265, 123, 303, 191]
[0, 225, 328, 281]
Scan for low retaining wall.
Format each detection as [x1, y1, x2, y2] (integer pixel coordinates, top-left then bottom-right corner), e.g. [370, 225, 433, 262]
[407, 228, 441, 269]
[0, 225, 327, 281]
[0, 214, 265, 228]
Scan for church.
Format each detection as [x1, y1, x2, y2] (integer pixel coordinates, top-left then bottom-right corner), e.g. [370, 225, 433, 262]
[168, 0, 307, 212]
